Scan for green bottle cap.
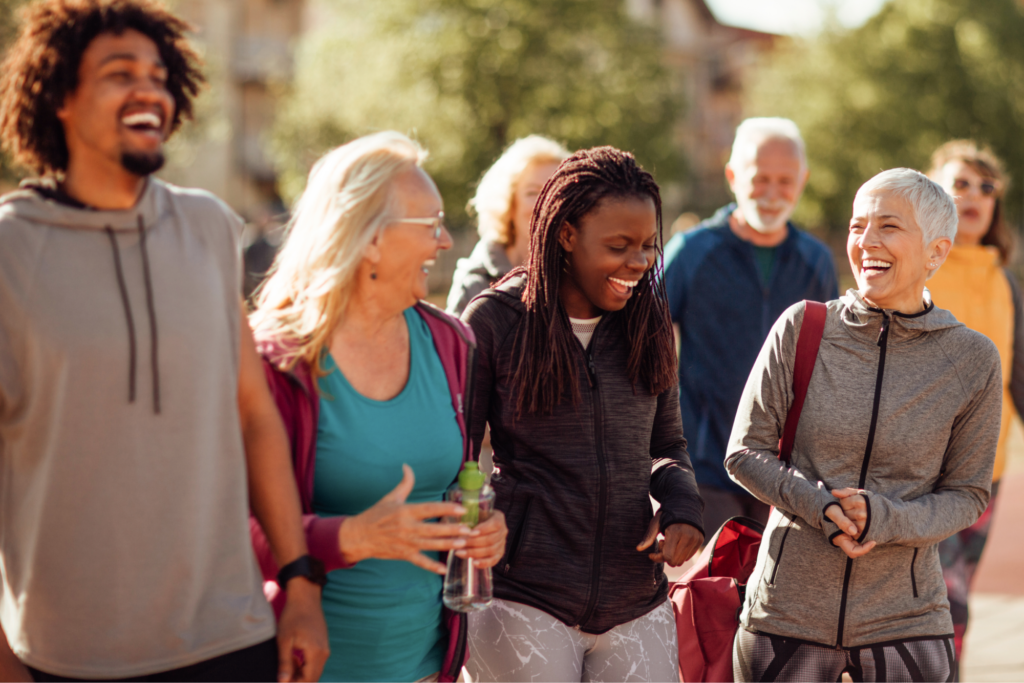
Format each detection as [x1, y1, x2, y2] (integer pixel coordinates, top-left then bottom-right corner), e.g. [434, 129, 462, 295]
[458, 462, 486, 491]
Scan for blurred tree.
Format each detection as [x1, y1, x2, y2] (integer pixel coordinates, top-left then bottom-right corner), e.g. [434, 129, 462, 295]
[0, 0, 27, 187]
[748, 0, 1024, 234]
[272, 0, 684, 226]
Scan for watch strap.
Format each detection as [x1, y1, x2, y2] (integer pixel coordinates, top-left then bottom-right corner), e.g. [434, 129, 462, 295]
[276, 554, 327, 588]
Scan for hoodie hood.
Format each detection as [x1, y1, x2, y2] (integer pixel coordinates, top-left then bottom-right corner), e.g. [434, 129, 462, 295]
[2, 177, 169, 232]
[839, 287, 963, 345]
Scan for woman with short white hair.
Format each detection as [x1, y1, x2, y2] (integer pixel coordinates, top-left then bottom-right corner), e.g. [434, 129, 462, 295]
[249, 131, 507, 682]
[446, 135, 569, 315]
[728, 168, 1003, 681]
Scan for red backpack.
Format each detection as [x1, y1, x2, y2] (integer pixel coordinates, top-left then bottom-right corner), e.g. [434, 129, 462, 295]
[669, 300, 827, 682]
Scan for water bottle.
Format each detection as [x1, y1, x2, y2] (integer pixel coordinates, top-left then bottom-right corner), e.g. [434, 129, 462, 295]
[442, 462, 494, 612]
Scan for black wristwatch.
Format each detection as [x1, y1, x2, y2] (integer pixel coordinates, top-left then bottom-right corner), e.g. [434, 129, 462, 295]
[276, 554, 327, 589]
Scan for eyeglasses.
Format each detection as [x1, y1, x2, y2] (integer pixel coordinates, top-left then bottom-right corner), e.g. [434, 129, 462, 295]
[951, 178, 1000, 197]
[396, 212, 445, 240]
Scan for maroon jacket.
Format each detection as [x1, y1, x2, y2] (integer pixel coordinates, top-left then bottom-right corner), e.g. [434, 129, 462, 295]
[250, 301, 476, 682]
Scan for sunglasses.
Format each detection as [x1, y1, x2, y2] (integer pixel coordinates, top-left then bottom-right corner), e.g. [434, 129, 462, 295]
[396, 212, 445, 240]
[951, 178, 999, 197]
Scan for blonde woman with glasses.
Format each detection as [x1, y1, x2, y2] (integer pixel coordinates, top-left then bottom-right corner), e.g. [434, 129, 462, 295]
[249, 131, 507, 682]
[446, 135, 569, 315]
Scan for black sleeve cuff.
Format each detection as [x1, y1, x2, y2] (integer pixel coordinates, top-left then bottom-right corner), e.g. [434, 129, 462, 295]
[828, 529, 844, 547]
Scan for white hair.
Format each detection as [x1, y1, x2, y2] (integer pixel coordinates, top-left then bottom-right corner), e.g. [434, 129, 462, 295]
[856, 168, 958, 245]
[728, 117, 806, 168]
[251, 131, 427, 377]
[469, 135, 570, 245]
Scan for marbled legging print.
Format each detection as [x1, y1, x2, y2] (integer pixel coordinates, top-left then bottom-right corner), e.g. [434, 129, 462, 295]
[466, 599, 678, 683]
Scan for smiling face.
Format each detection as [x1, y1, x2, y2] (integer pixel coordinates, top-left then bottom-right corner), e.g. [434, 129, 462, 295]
[726, 137, 808, 234]
[848, 191, 951, 313]
[935, 160, 998, 246]
[372, 167, 452, 308]
[557, 196, 658, 319]
[56, 29, 175, 177]
[511, 159, 562, 249]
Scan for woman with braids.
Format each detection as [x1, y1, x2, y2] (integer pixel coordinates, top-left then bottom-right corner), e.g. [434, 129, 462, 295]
[462, 146, 705, 682]
[926, 141, 1024, 667]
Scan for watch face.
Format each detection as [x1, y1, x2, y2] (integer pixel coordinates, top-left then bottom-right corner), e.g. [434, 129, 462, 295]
[309, 557, 328, 587]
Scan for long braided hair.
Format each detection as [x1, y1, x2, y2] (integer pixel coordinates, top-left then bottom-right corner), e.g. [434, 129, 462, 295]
[507, 146, 677, 417]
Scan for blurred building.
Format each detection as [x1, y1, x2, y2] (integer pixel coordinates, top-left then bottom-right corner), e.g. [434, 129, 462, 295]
[159, 0, 306, 224]
[628, 0, 777, 215]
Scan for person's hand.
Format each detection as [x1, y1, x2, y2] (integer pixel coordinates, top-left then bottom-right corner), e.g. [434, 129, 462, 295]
[825, 498, 860, 537]
[831, 488, 869, 536]
[831, 533, 876, 559]
[457, 510, 507, 568]
[637, 510, 704, 567]
[338, 464, 472, 573]
[276, 579, 330, 682]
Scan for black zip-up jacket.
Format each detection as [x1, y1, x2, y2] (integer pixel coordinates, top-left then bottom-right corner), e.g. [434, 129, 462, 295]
[463, 276, 704, 634]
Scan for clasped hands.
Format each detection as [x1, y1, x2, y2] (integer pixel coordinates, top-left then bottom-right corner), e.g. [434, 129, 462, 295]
[825, 488, 876, 559]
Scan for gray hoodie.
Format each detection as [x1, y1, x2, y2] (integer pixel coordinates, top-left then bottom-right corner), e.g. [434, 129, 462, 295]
[0, 179, 273, 678]
[446, 239, 512, 316]
[727, 289, 1001, 648]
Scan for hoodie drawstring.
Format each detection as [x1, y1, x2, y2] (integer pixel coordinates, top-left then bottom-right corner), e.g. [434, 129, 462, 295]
[105, 227, 137, 404]
[104, 219, 161, 414]
[137, 215, 161, 414]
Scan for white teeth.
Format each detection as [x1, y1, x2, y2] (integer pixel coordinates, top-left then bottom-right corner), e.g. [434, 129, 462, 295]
[608, 277, 638, 288]
[122, 112, 161, 128]
[862, 259, 892, 269]
[421, 259, 435, 274]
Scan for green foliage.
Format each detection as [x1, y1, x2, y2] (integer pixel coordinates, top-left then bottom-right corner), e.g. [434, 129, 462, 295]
[272, 0, 684, 226]
[0, 0, 27, 186]
[748, 0, 1024, 233]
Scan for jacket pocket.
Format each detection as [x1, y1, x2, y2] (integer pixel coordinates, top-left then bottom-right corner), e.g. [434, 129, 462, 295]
[910, 548, 919, 598]
[503, 497, 533, 573]
[768, 524, 792, 586]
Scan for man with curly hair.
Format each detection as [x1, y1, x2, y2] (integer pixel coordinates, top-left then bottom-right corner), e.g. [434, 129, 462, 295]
[0, 1, 329, 680]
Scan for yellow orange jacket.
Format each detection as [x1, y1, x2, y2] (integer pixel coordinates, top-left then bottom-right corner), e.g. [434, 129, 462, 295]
[927, 245, 1024, 481]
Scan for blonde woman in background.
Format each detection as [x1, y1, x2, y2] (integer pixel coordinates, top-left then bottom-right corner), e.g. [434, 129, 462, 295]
[927, 140, 1024, 668]
[446, 135, 569, 315]
[249, 131, 507, 682]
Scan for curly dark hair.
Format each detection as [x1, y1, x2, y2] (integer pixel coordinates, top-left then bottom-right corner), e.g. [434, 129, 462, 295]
[507, 146, 677, 417]
[928, 139, 1015, 265]
[0, 0, 205, 175]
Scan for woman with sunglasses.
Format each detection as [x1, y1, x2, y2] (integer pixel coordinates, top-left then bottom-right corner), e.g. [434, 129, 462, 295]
[926, 140, 1024, 668]
[249, 132, 507, 682]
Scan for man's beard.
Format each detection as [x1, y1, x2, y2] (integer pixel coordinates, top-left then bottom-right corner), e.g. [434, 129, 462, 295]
[740, 197, 794, 234]
[120, 151, 165, 177]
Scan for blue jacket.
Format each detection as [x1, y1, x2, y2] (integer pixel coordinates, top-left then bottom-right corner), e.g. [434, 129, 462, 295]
[663, 204, 838, 493]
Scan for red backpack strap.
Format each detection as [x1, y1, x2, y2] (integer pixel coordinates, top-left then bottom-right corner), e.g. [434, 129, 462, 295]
[778, 301, 827, 463]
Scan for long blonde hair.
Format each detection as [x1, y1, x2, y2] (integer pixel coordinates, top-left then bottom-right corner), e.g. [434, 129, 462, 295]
[251, 131, 427, 377]
[469, 135, 569, 246]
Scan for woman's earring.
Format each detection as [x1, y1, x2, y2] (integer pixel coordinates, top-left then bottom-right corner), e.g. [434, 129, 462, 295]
[370, 268, 377, 280]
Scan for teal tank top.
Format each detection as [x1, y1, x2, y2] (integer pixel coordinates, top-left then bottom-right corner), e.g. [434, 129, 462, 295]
[313, 308, 463, 682]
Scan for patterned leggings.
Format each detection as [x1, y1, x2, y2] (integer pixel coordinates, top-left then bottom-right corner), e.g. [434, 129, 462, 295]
[466, 598, 678, 682]
[733, 628, 955, 682]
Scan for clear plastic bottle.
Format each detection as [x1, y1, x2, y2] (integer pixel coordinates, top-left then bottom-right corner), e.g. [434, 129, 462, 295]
[442, 462, 494, 612]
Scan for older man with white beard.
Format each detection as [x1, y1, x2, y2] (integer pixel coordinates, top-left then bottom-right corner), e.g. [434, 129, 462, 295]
[663, 118, 838, 537]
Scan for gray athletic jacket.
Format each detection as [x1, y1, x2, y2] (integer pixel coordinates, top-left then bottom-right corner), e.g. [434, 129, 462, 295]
[727, 289, 1002, 648]
[446, 239, 512, 317]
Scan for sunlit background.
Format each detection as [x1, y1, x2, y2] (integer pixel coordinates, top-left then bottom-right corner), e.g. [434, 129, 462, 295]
[2, 0, 1022, 296]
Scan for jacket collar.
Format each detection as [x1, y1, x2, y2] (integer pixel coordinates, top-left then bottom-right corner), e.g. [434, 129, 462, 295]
[838, 287, 962, 345]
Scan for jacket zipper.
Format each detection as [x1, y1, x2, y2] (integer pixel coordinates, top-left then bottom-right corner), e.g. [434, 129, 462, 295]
[768, 523, 791, 586]
[910, 548, 919, 598]
[503, 498, 532, 573]
[576, 350, 608, 628]
[835, 312, 891, 649]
